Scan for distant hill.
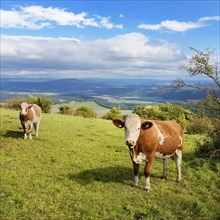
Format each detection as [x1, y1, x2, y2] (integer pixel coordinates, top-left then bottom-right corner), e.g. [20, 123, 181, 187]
[1, 77, 210, 105]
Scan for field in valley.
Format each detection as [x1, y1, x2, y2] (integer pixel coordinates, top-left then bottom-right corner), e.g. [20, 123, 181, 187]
[1, 109, 220, 219]
[53, 100, 132, 118]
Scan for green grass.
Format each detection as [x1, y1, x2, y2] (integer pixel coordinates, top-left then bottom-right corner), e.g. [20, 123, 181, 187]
[1, 109, 220, 220]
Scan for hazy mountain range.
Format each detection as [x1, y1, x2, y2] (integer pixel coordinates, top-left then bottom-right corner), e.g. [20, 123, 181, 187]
[1, 78, 209, 106]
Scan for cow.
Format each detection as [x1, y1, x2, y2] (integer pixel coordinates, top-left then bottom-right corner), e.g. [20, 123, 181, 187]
[19, 102, 42, 140]
[113, 114, 183, 192]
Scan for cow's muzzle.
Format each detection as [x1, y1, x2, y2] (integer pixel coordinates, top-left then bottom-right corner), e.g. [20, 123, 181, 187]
[126, 140, 135, 149]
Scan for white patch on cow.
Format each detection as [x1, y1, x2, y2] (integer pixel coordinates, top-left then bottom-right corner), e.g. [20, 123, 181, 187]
[133, 152, 146, 164]
[20, 102, 29, 115]
[178, 136, 182, 147]
[144, 176, 150, 191]
[124, 114, 141, 146]
[132, 175, 139, 187]
[153, 122, 165, 145]
[175, 148, 182, 158]
[155, 152, 174, 159]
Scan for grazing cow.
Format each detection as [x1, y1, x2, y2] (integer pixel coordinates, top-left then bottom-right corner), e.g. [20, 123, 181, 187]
[113, 114, 183, 191]
[19, 102, 42, 139]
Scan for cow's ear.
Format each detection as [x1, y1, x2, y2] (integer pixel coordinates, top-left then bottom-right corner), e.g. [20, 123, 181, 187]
[113, 119, 125, 128]
[28, 104, 33, 109]
[141, 121, 153, 130]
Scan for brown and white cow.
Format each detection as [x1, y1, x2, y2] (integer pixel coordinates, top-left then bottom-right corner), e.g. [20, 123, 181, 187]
[19, 102, 42, 139]
[113, 114, 183, 191]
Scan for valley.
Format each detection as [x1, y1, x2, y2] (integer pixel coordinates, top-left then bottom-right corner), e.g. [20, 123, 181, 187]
[1, 77, 209, 110]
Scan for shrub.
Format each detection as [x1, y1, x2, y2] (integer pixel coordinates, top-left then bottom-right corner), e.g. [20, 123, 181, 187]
[5, 97, 27, 110]
[196, 122, 220, 159]
[187, 117, 214, 134]
[103, 106, 122, 120]
[33, 96, 53, 113]
[132, 103, 194, 130]
[4, 96, 53, 113]
[59, 105, 74, 115]
[132, 105, 162, 120]
[132, 105, 149, 118]
[74, 106, 97, 118]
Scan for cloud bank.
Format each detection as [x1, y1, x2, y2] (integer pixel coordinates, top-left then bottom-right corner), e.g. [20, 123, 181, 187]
[1, 33, 186, 79]
[0, 5, 123, 30]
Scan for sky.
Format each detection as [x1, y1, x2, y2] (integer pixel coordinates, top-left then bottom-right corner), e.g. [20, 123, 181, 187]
[1, 0, 220, 80]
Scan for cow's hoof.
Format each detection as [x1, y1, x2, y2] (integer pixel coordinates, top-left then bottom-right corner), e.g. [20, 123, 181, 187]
[144, 188, 150, 192]
[144, 185, 150, 192]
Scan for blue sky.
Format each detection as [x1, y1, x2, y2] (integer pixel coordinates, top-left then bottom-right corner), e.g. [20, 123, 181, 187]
[1, 0, 219, 79]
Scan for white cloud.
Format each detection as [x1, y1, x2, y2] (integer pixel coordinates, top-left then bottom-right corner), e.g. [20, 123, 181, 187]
[0, 5, 122, 29]
[1, 33, 186, 78]
[161, 20, 203, 32]
[138, 16, 219, 32]
[199, 16, 220, 21]
[95, 15, 123, 29]
[138, 24, 161, 31]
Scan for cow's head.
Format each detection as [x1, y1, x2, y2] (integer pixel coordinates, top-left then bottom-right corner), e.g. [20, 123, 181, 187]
[113, 114, 153, 148]
[20, 102, 33, 116]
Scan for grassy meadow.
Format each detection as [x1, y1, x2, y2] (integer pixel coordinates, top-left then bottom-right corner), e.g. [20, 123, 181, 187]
[1, 109, 220, 219]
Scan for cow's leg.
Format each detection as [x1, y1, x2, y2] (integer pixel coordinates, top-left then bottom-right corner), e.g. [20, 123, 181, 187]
[132, 162, 140, 187]
[174, 149, 182, 182]
[34, 121, 40, 137]
[28, 133, 32, 140]
[144, 156, 155, 192]
[24, 133, 27, 139]
[161, 158, 168, 180]
[21, 123, 27, 139]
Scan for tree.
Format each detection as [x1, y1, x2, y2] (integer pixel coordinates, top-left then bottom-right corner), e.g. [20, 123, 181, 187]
[175, 47, 220, 104]
[35, 96, 53, 113]
[175, 47, 220, 159]
[103, 106, 122, 120]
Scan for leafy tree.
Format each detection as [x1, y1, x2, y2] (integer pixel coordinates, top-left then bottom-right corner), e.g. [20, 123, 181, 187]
[175, 47, 219, 105]
[4, 95, 53, 113]
[175, 47, 220, 159]
[103, 106, 122, 120]
[34, 96, 53, 113]
[132, 103, 193, 130]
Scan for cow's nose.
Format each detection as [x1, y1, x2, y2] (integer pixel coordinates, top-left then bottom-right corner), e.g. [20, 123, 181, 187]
[126, 140, 135, 147]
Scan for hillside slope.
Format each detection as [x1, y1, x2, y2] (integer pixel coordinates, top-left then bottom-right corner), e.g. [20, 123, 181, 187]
[1, 109, 219, 219]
